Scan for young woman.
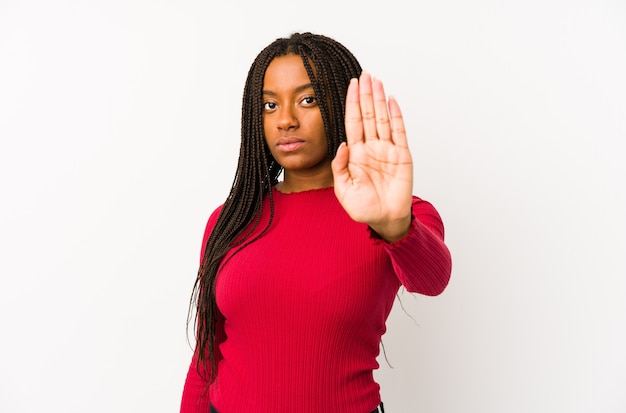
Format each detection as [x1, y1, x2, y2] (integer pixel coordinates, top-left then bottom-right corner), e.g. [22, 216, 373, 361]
[181, 32, 452, 413]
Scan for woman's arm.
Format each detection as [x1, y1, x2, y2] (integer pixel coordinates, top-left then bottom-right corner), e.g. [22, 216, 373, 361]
[372, 197, 452, 296]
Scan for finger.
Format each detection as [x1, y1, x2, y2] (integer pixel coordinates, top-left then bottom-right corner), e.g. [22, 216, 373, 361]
[372, 77, 391, 142]
[388, 96, 408, 147]
[331, 142, 351, 188]
[358, 72, 378, 142]
[344, 77, 363, 145]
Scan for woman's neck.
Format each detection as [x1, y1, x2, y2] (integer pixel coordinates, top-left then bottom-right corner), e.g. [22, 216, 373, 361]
[276, 170, 334, 194]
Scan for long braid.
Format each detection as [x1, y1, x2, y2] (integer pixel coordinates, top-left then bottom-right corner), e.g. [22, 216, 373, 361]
[188, 32, 362, 382]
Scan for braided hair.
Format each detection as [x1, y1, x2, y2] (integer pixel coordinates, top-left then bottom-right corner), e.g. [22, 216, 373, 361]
[189, 32, 363, 381]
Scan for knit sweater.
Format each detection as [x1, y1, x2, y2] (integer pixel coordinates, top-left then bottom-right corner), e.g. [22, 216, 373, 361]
[181, 186, 452, 413]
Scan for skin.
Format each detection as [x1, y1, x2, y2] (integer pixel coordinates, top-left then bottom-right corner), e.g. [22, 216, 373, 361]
[263, 54, 413, 243]
[263, 54, 333, 192]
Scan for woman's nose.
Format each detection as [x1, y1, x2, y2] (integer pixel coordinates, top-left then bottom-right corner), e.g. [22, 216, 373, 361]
[277, 106, 299, 130]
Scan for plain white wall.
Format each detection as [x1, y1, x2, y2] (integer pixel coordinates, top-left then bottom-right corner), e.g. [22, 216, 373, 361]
[1, 0, 624, 412]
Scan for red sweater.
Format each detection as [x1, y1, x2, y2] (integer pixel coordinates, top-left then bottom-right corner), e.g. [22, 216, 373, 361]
[181, 187, 451, 413]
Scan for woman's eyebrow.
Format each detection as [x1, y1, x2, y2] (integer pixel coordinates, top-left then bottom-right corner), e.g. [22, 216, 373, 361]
[263, 83, 314, 96]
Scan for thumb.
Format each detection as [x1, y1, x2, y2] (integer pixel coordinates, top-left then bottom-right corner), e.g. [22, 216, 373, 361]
[331, 142, 350, 182]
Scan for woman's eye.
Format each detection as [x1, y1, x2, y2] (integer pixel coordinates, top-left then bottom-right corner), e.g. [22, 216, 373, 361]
[263, 102, 277, 111]
[301, 96, 317, 105]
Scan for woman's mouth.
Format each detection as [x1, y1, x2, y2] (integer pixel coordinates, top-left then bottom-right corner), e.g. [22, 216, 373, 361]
[276, 138, 304, 153]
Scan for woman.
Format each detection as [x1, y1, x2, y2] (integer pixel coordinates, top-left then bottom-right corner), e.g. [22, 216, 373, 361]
[181, 32, 452, 413]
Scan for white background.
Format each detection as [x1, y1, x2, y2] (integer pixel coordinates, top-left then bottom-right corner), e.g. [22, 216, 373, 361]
[1, 0, 625, 412]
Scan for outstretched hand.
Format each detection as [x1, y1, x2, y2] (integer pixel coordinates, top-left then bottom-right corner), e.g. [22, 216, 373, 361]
[331, 72, 414, 242]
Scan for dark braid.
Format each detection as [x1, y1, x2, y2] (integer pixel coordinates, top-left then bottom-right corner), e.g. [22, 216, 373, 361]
[188, 32, 362, 382]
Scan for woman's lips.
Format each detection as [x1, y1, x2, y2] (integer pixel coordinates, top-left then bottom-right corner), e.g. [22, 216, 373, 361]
[276, 138, 304, 153]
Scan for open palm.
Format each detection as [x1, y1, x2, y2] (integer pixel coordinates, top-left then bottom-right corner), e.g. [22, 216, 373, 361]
[331, 72, 414, 242]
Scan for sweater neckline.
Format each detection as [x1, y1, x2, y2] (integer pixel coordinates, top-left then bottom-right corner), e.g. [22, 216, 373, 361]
[272, 185, 334, 196]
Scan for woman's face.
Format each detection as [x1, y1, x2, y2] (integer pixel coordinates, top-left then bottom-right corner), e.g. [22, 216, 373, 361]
[262, 54, 330, 177]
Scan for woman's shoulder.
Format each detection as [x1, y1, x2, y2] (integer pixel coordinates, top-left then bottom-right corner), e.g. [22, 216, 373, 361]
[207, 204, 224, 224]
[198, 204, 225, 258]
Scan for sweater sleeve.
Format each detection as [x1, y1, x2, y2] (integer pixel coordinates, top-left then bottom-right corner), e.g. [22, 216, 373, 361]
[180, 206, 224, 413]
[180, 315, 226, 413]
[180, 353, 211, 413]
[374, 196, 452, 296]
